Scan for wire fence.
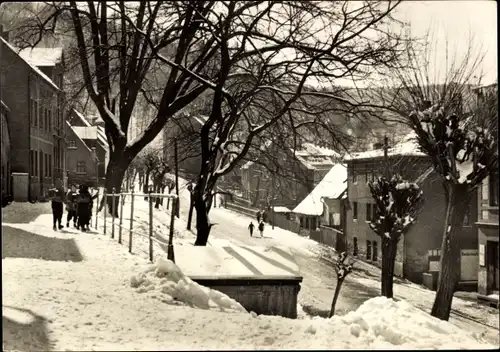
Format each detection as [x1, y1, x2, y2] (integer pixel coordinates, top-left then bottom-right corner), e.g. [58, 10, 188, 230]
[94, 189, 178, 263]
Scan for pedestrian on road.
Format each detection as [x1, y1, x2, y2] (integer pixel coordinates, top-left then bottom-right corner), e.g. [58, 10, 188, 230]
[49, 179, 66, 230]
[256, 210, 261, 223]
[76, 185, 92, 232]
[248, 221, 255, 237]
[258, 221, 265, 237]
[65, 184, 78, 228]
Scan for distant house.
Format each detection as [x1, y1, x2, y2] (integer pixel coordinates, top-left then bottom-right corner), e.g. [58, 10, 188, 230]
[292, 163, 347, 232]
[240, 143, 341, 209]
[0, 35, 65, 201]
[163, 114, 209, 180]
[344, 133, 478, 287]
[66, 108, 109, 186]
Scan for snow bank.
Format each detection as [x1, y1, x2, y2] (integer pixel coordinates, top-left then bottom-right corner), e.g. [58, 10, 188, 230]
[129, 258, 493, 349]
[131, 257, 247, 313]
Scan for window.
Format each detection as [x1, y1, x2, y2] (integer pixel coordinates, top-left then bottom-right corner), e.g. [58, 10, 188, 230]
[68, 140, 77, 148]
[372, 241, 378, 261]
[366, 203, 372, 222]
[39, 152, 43, 179]
[490, 172, 499, 206]
[353, 201, 358, 220]
[49, 154, 52, 177]
[33, 100, 39, 127]
[34, 151, 38, 177]
[76, 161, 86, 174]
[48, 109, 52, 132]
[30, 151, 35, 176]
[353, 237, 358, 256]
[366, 241, 372, 260]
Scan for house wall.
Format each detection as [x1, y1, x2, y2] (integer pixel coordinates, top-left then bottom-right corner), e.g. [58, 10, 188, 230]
[66, 127, 98, 186]
[0, 41, 63, 200]
[477, 174, 499, 295]
[345, 155, 478, 284]
[1, 104, 11, 194]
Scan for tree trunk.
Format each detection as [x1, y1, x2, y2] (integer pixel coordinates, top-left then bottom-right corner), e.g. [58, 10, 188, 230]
[381, 237, 398, 298]
[194, 192, 211, 246]
[431, 183, 470, 321]
[160, 185, 166, 206]
[329, 277, 345, 318]
[103, 155, 128, 217]
[187, 192, 194, 231]
[154, 182, 161, 209]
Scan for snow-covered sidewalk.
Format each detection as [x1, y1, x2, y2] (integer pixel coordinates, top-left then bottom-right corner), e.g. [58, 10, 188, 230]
[2, 202, 497, 350]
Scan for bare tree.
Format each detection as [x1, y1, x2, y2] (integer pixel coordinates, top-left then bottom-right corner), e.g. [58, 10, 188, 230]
[381, 32, 498, 320]
[368, 175, 423, 298]
[329, 251, 355, 318]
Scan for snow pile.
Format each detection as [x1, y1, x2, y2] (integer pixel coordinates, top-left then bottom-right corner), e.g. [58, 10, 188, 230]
[296, 296, 494, 349]
[131, 257, 247, 313]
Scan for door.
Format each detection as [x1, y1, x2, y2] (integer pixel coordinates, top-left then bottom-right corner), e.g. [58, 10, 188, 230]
[487, 241, 499, 293]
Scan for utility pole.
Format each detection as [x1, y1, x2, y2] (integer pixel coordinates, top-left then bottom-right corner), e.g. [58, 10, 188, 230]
[174, 139, 180, 218]
[383, 135, 389, 179]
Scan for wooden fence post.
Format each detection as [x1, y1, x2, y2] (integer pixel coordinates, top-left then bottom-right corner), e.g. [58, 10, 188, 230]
[111, 187, 116, 239]
[129, 188, 134, 253]
[149, 191, 153, 262]
[118, 192, 124, 244]
[168, 197, 176, 262]
[103, 191, 107, 234]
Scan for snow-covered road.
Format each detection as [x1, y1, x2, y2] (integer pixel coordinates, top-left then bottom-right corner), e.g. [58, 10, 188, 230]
[2, 202, 496, 350]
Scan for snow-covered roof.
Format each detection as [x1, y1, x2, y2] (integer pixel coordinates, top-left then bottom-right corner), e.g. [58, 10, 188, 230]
[97, 126, 108, 149]
[293, 164, 347, 216]
[0, 37, 60, 91]
[71, 108, 92, 127]
[72, 126, 99, 140]
[293, 143, 340, 170]
[273, 206, 292, 213]
[66, 121, 93, 153]
[18, 47, 63, 67]
[344, 132, 427, 161]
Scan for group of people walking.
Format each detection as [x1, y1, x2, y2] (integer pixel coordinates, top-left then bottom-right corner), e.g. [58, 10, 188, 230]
[49, 179, 99, 232]
[248, 209, 267, 238]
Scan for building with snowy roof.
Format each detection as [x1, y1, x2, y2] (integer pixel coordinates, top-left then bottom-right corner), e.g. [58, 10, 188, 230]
[0, 31, 67, 201]
[342, 132, 478, 288]
[66, 108, 109, 187]
[239, 140, 342, 210]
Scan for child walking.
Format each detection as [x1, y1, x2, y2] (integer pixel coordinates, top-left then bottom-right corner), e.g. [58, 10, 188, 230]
[66, 184, 78, 228]
[248, 221, 255, 237]
[49, 179, 66, 230]
[258, 221, 265, 237]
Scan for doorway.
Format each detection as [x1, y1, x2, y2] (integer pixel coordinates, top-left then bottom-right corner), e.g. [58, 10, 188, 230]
[487, 241, 499, 293]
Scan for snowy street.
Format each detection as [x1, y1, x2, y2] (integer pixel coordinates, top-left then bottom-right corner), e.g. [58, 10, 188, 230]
[2, 201, 498, 350]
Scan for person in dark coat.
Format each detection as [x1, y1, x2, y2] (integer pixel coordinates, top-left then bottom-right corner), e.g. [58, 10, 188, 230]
[76, 185, 92, 232]
[248, 222, 255, 237]
[258, 221, 265, 237]
[256, 210, 261, 223]
[49, 179, 66, 230]
[65, 184, 78, 228]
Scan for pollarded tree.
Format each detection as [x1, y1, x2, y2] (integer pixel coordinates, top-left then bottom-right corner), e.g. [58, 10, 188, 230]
[329, 251, 355, 318]
[368, 175, 423, 298]
[408, 104, 497, 320]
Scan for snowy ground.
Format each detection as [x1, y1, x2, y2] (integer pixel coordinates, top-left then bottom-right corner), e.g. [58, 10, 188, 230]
[2, 202, 496, 350]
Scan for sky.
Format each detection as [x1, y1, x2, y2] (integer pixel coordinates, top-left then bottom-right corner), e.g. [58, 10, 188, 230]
[394, 0, 497, 85]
